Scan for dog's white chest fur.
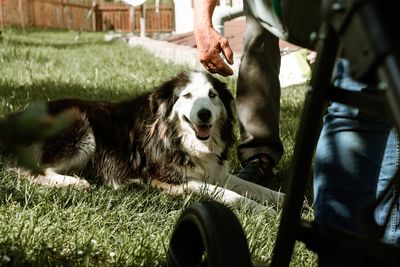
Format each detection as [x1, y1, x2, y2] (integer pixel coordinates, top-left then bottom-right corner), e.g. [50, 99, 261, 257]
[185, 154, 230, 184]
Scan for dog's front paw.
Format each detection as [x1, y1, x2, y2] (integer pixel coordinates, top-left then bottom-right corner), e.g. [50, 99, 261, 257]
[72, 176, 90, 188]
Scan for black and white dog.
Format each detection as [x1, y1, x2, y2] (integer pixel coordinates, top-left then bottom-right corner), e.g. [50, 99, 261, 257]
[2, 71, 283, 209]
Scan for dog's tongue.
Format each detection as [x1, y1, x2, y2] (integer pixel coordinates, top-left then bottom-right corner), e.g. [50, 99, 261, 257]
[196, 125, 211, 139]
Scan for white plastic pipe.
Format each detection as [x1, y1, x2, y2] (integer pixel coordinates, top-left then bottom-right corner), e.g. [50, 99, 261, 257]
[212, 6, 244, 35]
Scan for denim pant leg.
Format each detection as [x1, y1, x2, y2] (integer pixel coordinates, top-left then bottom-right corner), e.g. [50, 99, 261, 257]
[376, 128, 400, 244]
[236, 1, 283, 165]
[314, 59, 393, 236]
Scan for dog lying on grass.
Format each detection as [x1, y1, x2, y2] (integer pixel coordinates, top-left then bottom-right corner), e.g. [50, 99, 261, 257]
[0, 71, 284, 210]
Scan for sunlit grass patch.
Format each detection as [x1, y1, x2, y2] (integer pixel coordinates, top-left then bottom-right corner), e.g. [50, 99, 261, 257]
[0, 28, 316, 266]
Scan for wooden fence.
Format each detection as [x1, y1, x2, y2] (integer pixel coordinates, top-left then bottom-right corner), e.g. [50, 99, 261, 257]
[0, 0, 174, 33]
[134, 4, 174, 33]
[95, 2, 130, 32]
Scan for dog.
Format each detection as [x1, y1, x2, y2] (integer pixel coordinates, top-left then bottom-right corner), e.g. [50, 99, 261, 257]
[1, 71, 284, 210]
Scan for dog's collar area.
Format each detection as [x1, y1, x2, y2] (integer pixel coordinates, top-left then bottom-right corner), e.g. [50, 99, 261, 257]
[183, 115, 212, 141]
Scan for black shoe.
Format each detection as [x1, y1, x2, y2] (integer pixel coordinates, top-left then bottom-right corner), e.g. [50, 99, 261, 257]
[236, 157, 275, 188]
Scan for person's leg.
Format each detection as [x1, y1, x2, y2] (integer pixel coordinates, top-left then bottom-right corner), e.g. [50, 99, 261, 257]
[314, 59, 392, 233]
[314, 106, 391, 232]
[376, 128, 400, 245]
[314, 59, 395, 265]
[236, 1, 283, 184]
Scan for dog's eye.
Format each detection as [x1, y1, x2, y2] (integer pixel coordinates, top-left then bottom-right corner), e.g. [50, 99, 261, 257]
[182, 93, 192, 99]
[208, 92, 217, 98]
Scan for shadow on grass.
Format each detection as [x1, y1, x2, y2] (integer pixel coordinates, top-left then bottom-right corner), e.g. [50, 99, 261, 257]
[0, 79, 151, 111]
[276, 85, 315, 200]
[0, 240, 112, 266]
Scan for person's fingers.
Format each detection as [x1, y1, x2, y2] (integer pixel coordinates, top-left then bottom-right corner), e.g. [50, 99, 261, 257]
[194, 28, 234, 76]
[200, 50, 233, 76]
[212, 57, 233, 76]
[219, 38, 234, 65]
[199, 46, 233, 76]
[204, 63, 218, 74]
[202, 58, 233, 76]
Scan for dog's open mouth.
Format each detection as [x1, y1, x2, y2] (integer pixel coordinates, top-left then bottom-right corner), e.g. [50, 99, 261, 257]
[184, 116, 212, 141]
[194, 124, 212, 140]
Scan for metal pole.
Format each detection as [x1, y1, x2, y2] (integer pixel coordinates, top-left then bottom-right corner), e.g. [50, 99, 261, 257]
[270, 25, 339, 267]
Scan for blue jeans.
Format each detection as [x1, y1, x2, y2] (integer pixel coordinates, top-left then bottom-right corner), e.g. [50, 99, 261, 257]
[314, 59, 400, 245]
[376, 129, 400, 244]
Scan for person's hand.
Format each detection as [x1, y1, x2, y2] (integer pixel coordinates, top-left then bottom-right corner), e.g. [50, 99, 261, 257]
[194, 26, 234, 77]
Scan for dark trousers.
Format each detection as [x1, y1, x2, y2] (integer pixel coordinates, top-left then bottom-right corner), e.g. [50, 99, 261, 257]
[237, 0, 321, 165]
[236, 1, 283, 166]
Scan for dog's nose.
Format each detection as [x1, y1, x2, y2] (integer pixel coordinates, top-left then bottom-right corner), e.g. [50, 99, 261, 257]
[197, 108, 211, 122]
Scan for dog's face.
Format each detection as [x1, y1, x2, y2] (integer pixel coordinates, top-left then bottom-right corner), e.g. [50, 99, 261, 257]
[172, 72, 225, 141]
[150, 71, 234, 155]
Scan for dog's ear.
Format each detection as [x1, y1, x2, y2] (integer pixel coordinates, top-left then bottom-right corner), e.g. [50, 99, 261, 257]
[149, 78, 180, 118]
[149, 72, 192, 118]
[209, 76, 234, 118]
[209, 75, 235, 147]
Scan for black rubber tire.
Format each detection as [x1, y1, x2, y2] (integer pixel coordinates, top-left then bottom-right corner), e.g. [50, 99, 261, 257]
[167, 201, 252, 267]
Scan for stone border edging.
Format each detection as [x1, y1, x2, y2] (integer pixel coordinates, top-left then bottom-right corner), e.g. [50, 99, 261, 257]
[127, 36, 310, 88]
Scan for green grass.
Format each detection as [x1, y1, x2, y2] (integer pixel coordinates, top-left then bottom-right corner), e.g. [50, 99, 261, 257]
[0, 28, 316, 266]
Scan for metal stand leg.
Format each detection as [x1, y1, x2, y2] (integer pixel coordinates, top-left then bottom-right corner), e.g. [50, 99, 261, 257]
[270, 24, 339, 267]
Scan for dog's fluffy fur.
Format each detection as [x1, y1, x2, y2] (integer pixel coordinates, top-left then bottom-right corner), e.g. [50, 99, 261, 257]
[1, 71, 283, 209]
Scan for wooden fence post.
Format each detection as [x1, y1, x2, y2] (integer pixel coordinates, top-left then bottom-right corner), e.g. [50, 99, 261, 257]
[18, 0, 27, 29]
[25, 0, 34, 27]
[140, 4, 145, 37]
[61, 0, 65, 29]
[92, 1, 98, 31]
[0, 0, 3, 29]
[129, 5, 134, 33]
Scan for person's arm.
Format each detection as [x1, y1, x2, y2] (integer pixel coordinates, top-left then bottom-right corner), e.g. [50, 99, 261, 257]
[193, 0, 234, 76]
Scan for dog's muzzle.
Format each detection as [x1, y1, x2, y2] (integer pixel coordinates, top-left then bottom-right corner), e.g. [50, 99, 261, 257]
[184, 110, 213, 141]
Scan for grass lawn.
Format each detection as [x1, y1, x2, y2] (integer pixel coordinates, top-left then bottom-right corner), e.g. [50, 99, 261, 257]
[0, 28, 317, 266]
